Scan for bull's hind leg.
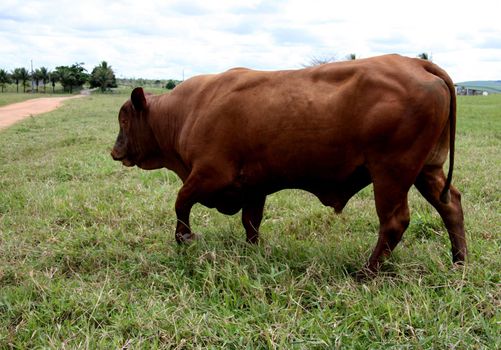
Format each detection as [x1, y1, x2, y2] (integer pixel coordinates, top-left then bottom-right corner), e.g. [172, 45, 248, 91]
[365, 175, 412, 273]
[414, 166, 467, 263]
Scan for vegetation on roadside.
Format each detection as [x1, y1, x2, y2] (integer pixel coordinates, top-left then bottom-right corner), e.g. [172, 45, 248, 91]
[0, 61, 181, 95]
[0, 69, 11, 93]
[0, 93, 499, 348]
[0, 63, 92, 94]
[51, 63, 89, 94]
[89, 61, 118, 92]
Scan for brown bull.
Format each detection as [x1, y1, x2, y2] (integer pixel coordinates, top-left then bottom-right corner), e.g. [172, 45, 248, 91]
[111, 54, 466, 273]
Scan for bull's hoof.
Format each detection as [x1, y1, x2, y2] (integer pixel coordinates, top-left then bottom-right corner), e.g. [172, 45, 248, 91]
[452, 251, 467, 265]
[452, 260, 466, 269]
[353, 266, 378, 281]
[246, 235, 259, 244]
[176, 232, 201, 244]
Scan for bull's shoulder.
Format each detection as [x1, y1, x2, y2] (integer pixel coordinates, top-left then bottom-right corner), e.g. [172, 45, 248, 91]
[180, 68, 271, 100]
[176, 74, 214, 91]
[174, 69, 255, 94]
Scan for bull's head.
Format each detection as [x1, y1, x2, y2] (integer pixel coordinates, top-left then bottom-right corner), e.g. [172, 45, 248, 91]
[111, 87, 163, 170]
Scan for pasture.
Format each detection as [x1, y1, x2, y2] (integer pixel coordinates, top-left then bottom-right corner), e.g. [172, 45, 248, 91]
[0, 92, 499, 348]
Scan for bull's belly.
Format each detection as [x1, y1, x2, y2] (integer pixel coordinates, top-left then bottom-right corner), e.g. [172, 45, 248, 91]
[200, 188, 245, 215]
[200, 165, 372, 215]
[292, 165, 372, 212]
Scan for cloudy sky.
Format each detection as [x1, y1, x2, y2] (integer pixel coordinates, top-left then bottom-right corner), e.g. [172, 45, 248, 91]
[1, 0, 500, 82]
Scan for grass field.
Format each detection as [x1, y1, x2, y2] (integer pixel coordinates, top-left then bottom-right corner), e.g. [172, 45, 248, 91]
[0, 93, 499, 348]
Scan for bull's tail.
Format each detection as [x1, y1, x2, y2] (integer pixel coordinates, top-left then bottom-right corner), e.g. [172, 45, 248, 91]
[423, 61, 456, 204]
[441, 81, 456, 204]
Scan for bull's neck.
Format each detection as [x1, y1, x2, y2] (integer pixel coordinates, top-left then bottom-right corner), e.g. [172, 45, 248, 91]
[147, 94, 189, 180]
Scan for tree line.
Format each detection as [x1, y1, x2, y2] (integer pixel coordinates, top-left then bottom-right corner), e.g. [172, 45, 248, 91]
[0, 61, 117, 93]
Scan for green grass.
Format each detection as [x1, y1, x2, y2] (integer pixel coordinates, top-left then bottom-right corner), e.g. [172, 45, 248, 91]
[0, 94, 499, 349]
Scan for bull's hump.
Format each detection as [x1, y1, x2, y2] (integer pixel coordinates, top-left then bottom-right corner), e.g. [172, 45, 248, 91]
[226, 67, 251, 72]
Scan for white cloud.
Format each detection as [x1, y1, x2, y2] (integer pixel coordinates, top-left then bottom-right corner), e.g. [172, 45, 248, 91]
[0, 0, 500, 82]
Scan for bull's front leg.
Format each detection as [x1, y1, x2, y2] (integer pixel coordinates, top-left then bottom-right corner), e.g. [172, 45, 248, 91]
[175, 198, 197, 244]
[174, 166, 232, 243]
[174, 178, 201, 244]
[242, 196, 266, 244]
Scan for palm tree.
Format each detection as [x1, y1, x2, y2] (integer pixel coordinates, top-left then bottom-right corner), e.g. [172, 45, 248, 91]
[55, 66, 73, 93]
[18, 67, 30, 93]
[0, 69, 11, 92]
[89, 61, 117, 92]
[49, 71, 59, 93]
[33, 68, 42, 92]
[11, 68, 22, 93]
[39, 67, 50, 93]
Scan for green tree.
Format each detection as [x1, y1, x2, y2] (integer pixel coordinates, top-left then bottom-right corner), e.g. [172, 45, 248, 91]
[165, 79, 176, 90]
[345, 53, 357, 60]
[418, 52, 432, 61]
[89, 61, 117, 92]
[11, 68, 22, 93]
[49, 70, 59, 93]
[17, 67, 30, 93]
[39, 67, 50, 93]
[70, 63, 88, 90]
[33, 68, 42, 92]
[0, 69, 11, 92]
[55, 63, 88, 93]
[55, 66, 74, 93]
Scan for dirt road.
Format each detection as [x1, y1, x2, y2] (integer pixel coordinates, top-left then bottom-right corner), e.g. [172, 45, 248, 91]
[0, 95, 86, 130]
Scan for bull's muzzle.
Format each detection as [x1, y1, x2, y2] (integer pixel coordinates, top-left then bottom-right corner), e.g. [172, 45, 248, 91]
[110, 148, 124, 161]
[111, 147, 134, 167]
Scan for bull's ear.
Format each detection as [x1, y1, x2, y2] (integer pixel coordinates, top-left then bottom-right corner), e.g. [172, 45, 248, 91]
[131, 87, 147, 112]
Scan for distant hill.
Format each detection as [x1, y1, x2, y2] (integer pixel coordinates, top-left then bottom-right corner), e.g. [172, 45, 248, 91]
[455, 80, 501, 94]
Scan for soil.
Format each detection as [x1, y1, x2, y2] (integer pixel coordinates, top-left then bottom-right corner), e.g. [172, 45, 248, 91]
[0, 95, 86, 130]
